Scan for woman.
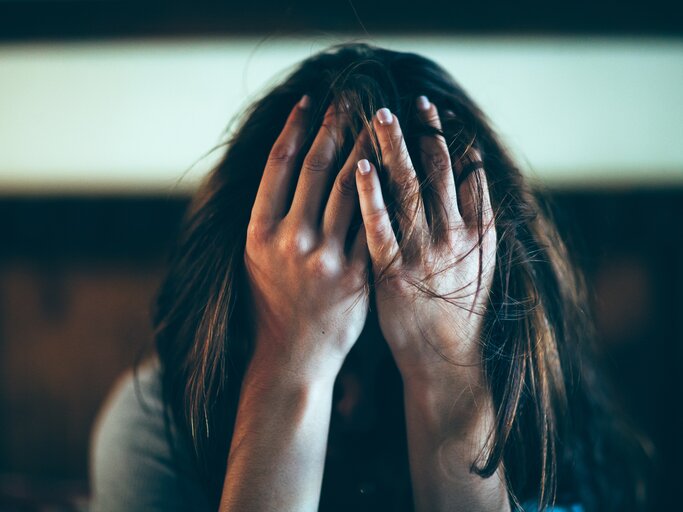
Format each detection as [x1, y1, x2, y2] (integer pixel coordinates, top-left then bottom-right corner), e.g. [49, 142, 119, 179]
[89, 43, 648, 511]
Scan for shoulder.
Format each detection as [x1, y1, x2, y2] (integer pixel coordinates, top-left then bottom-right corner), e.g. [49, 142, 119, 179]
[89, 357, 210, 512]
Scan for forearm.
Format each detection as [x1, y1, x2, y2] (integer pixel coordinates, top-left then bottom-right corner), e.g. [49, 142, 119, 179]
[219, 356, 336, 512]
[402, 367, 510, 512]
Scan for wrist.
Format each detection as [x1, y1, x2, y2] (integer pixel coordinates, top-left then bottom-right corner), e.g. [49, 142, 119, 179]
[402, 363, 493, 429]
[391, 330, 484, 388]
[398, 355, 481, 391]
[245, 344, 340, 393]
[238, 359, 337, 431]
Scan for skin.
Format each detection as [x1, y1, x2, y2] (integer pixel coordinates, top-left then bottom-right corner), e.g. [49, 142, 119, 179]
[356, 101, 508, 511]
[219, 94, 509, 511]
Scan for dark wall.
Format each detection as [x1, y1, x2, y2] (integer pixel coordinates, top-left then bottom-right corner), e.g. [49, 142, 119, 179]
[1, 0, 681, 41]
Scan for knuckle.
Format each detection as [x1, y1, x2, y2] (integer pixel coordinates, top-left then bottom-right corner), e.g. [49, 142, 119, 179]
[246, 220, 271, 248]
[387, 130, 404, 150]
[319, 110, 341, 140]
[365, 207, 386, 223]
[468, 147, 483, 162]
[321, 113, 336, 130]
[429, 153, 452, 174]
[335, 169, 356, 196]
[278, 228, 314, 256]
[303, 152, 332, 173]
[365, 211, 391, 239]
[426, 109, 440, 125]
[346, 266, 369, 289]
[388, 267, 409, 288]
[268, 144, 297, 165]
[357, 176, 377, 194]
[306, 249, 340, 279]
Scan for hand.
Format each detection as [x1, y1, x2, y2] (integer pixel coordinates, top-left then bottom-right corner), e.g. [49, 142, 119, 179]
[244, 96, 371, 383]
[354, 98, 496, 383]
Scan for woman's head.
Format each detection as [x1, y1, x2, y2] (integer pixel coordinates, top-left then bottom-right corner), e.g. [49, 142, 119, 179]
[153, 42, 649, 510]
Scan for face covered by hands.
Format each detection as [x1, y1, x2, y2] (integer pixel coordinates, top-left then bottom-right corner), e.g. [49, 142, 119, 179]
[243, 93, 496, 389]
[354, 97, 497, 385]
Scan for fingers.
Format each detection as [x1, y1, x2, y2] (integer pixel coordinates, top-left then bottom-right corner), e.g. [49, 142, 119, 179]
[373, 107, 428, 240]
[288, 101, 349, 226]
[454, 146, 493, 228]
[321, 127, 371, 247]
[414, 95, 462, 241]
[349, 223, 370, 271]
[354, 159, 401, 272]
[252, 94, 310, 225]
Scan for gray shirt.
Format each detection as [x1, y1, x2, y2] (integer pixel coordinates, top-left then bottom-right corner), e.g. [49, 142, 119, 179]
[89, 358, 210, 511]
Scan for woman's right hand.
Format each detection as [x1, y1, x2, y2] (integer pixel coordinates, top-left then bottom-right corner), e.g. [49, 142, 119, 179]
[243, 95, 371, 384]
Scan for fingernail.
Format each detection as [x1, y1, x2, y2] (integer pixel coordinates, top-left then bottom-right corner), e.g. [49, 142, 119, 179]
[357, 159, 371, 175]
[298, 94, 310, 109]
[376, 107, 393, 125]
[416, 95, 430, 111]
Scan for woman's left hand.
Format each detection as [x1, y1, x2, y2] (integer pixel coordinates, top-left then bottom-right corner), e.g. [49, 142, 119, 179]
[354, 98, 497, 385]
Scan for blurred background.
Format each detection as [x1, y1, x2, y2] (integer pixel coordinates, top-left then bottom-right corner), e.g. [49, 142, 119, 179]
[0, 1, 681, 510]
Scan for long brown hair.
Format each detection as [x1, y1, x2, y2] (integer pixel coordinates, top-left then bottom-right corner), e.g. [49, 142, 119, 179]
[153, 42, 649, 510]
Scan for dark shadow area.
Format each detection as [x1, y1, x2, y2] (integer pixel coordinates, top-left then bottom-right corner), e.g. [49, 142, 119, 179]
[0, 0, 681, 41]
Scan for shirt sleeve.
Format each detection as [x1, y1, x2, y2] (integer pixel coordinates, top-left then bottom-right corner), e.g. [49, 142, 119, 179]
[89, 359, 211, 512]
